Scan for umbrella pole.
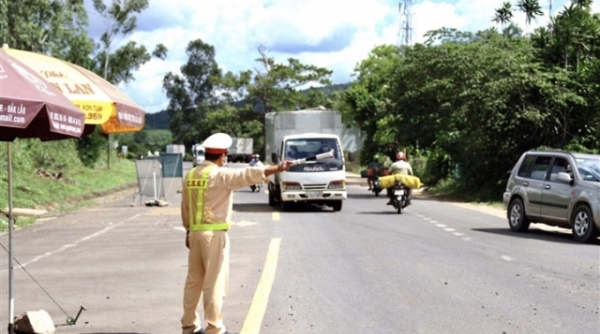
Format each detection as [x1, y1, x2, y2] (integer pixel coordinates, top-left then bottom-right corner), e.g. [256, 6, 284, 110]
[7, 142, 15, 334]
[107, 134, 110, 169]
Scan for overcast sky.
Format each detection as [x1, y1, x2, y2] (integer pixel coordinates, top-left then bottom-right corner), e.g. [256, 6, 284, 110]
[84, 0, 597, 114]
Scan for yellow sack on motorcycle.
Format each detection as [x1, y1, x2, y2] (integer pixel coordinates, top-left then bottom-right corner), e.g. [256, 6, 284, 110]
[378, 174, 423, 189]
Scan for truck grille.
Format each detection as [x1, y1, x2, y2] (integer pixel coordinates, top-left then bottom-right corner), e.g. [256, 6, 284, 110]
[303, 183, 328, 190]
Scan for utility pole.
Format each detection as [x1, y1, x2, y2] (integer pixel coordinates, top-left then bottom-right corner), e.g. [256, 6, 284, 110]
[397, 0, 414, 50]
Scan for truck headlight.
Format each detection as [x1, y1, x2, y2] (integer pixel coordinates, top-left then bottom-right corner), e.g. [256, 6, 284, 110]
[283, 182, 302, 191]
[328, 180, 346, 189]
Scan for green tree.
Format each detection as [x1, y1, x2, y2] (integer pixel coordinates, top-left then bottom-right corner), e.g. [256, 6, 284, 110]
[245, 45, 333, 113]
[92, 0, 167, 83]
[76, 127, 107, 168]
[91, 0, 168, 169]
[0, 0, 94, 66]
[492, 1, 514, 35]
[215, 46, 333, 154]
[517, 0, 544, 35]
[343, 1, 600, 200]
[163, 39, 221, 147]
[339, 44, 400, 164]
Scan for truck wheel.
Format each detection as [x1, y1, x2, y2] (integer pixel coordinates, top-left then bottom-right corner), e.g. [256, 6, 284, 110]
[280, 199, 290, 212]
[331, 201, 342, 212]
[268, 191, 276, 206]
[268, 184, 276, 206]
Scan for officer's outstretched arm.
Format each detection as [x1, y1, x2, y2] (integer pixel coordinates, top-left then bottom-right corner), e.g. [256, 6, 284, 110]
[264, 160, 293, 176]
[221, 161, 293, 190]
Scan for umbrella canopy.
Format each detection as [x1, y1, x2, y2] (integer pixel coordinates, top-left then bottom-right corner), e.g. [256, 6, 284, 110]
[3, 45, 145, 134]
[0, 49, 86, 140]
[1, 46, 86, 334]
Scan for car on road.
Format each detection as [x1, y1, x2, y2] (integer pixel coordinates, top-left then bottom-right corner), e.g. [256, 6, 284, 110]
[503, 150, 600, 243]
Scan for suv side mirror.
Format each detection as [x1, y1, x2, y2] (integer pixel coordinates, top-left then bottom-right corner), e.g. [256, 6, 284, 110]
[271, 152, 279, 164]
[557, 172, 572, 184]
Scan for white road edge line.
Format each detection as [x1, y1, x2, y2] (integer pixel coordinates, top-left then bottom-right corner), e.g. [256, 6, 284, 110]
[17, 213, 142, 268]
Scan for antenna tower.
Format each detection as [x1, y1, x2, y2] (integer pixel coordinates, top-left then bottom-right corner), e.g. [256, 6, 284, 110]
[397, 0, 414, 48]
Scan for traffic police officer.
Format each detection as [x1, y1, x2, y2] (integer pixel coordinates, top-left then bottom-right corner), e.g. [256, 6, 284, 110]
[181, 133, 293, 334]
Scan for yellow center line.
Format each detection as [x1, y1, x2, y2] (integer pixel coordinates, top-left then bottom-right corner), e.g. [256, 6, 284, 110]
[241, 238, 281, 334]
[271, 211, 280, 221]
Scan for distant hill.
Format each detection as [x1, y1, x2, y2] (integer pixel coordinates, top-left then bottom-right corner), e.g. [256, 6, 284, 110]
[144, 82, 353, 130]
[305, 82, 352, 95]
[145, 110, 169, 130]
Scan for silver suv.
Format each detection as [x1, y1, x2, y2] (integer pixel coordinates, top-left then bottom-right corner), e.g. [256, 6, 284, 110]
[503, 150, 600, 243]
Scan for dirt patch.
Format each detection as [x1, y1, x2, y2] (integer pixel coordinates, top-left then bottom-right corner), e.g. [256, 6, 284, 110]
[34, 183, 138, 214]
[413, 191, 507, 219]
[447, 202, 506, 219]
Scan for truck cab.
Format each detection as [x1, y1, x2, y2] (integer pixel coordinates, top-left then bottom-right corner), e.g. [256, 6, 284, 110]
[268, 133, 347, 211]
[192, 144, 205, 167]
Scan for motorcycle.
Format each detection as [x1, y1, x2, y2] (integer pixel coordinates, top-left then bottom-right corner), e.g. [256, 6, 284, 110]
[368, 166, 388, 197]
[250, 180, 263, 193]
[249, 158, 264, 193]
[371, 178, 383, 196]
[391, 181, 409, 214]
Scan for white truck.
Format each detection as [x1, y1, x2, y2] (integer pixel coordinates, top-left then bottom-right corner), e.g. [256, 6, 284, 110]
[265, 108, 361, 212]
[227, 137, 254, 163]
[166, 144, 185, 156]
[191, 144, 205, 167]
[268, 133, 347, 211]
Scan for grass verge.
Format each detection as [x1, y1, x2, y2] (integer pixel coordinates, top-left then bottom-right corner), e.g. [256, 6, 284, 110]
[425, 177, 504, 207]
[0, 139, 137, 231]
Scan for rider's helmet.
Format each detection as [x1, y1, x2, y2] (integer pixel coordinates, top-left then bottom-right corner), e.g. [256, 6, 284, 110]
[255, 154, 260, 159]
[396, 151, 406, 160]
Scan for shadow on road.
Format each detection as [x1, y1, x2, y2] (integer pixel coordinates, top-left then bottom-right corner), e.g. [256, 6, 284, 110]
[233, 202, 339, 213]
[347, 192, 383, 200]
[232, 203, 274, 212]
[356, 210, 406, 215]
[280, 203, 336, 213]
[472, 227, 600, 246]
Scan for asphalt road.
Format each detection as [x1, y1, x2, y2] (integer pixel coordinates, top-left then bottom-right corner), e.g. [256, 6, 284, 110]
[0, 163, 598, 334]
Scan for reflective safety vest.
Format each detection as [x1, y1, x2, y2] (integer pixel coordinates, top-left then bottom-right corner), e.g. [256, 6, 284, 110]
[186, 165, 230, 231]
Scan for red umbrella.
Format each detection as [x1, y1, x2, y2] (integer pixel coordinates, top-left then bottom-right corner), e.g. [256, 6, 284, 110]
[0, 47, 86, 334]
[0, 49, 86, 140]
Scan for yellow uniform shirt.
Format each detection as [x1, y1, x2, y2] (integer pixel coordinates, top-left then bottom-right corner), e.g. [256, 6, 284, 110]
[181, 161, 267, 231]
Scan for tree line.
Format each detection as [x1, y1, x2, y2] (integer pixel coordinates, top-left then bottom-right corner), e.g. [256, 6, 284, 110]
[161, 43, 334, 154]
[341, 0, 600, 200]
[1, 0, 167, 166]
[4, 0, 598, 202]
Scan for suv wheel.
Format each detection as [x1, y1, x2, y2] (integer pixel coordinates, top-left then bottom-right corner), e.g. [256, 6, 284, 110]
[331, 200, 342, 212]
[508, 198, 530, 232]
[571, 205, 598, 243]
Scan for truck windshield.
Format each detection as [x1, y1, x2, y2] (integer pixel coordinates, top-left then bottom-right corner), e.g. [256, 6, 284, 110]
[283, 138, 343, 172]
[284, 138, 342, 161]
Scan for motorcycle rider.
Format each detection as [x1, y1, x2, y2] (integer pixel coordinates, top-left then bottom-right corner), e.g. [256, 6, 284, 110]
[386, 151, 413, 205]
[249, 154, 265, 192]
[366, 156, 380, 191]
[249, 154, 263, 167]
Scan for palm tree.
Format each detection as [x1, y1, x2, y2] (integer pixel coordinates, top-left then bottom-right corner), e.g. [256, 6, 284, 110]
[517, 0, 544, 35]
[571, 0, 593, 10]
[492, 2, 514, 36]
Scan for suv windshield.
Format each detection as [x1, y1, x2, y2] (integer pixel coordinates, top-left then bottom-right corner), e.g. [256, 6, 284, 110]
[576, 158, 600, 182]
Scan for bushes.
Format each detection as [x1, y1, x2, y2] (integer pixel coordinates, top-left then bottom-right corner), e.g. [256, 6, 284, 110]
[76, 127, 106, 168]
